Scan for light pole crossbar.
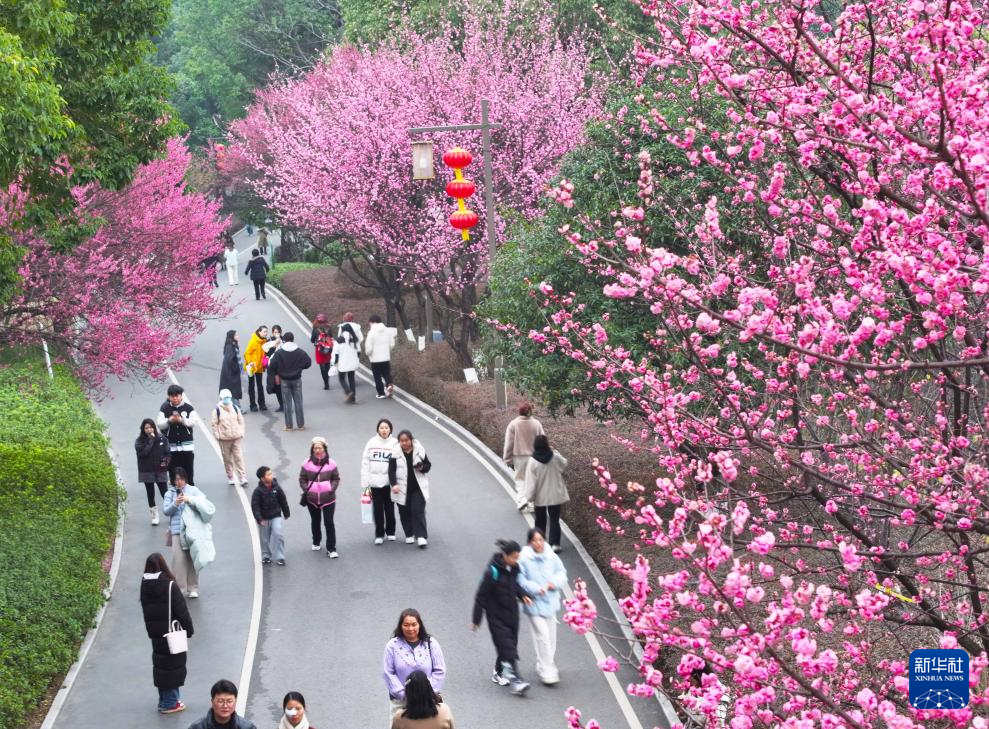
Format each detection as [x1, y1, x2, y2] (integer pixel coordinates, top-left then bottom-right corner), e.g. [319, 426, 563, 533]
[409, 123, 502, 134]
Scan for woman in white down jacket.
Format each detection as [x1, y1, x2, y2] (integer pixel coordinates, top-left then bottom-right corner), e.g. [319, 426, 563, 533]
[388, 430, 432, 548]
[334, 322, 361, 404]
[361, 418, 398, 545]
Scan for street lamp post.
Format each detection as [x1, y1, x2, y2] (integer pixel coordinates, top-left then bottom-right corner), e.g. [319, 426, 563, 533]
[409, 99, 508, 410]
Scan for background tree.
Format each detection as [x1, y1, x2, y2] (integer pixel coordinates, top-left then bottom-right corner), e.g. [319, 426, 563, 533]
[498, 0, 989, 726]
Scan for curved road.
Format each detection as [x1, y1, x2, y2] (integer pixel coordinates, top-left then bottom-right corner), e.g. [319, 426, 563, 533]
[48, 252, 668, 729]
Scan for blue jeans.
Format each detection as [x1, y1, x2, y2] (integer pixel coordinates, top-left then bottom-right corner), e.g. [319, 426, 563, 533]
[259, 516, 285, 561]
[158, 686, 180, 710]
[281, 378, 304, 428]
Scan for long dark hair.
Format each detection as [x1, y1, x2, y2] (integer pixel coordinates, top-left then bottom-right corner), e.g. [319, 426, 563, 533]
[282, 690, 306, 709]
[337, 322, 358, 347]
[144, 552, 176, 582]
[139, 418, 159, 438]
[392, 608, 431, 645]
[402, 671, 440, 720]
[224, 329, 238, 351]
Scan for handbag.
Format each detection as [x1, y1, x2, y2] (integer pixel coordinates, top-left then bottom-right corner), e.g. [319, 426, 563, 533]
[361, 489, 373, 525]
[328, 365, 338, 377]
[164, 581, 188, 654]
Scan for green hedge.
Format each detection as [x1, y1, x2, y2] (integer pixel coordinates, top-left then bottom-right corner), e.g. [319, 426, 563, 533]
[267, 261, 330, 288]
[0, 353, 119, 729]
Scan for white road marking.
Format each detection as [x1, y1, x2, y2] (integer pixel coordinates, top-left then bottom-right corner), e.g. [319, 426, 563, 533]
[266, 286, 650, 729]
[167, 369, 263, 717]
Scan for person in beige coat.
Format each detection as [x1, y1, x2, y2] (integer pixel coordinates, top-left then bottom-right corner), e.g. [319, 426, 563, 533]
[391, 671, 454, 729]
[502, 402, 544, 509]
[211, 389, 247, 486]
[522, 435, 570, 552]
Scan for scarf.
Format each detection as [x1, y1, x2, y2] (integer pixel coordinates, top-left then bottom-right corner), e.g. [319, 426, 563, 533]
[278, 714, 310, 729]
[532, 443, 554, 464]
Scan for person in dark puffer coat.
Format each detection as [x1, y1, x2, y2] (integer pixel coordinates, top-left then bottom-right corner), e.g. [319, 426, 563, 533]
[140, 552, 194, 714]
[471, 539, 534, 697]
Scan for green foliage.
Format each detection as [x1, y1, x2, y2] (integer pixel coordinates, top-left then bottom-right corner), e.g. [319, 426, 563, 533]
[0, 353, 119, 729]
[159, 0, 343, 146]
[267, 261, 330, 288]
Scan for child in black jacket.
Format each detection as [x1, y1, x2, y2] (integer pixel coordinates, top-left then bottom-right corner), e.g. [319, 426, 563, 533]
[252, 466, 290, 565]
[472, 539, 534, 696]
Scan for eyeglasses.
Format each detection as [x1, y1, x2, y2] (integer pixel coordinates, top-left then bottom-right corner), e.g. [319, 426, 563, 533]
[214, 698, 236, 706]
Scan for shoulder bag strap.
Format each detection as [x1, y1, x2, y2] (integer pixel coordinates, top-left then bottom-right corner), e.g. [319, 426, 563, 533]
[304, 461, 328, 498]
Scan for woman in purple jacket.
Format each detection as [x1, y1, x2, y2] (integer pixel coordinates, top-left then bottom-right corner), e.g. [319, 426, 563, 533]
[383, 608, 446, 716]
[298, 436, 341, 558]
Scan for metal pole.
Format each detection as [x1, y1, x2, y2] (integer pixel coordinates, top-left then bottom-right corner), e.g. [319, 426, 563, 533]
[481, 99, 508, 410]
[41, 339, 54, 380]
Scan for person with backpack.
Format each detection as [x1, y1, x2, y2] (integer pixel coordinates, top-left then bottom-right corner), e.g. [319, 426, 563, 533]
[211, 390, 247, 486]
[156, 384, 196, 486]
[471, 539, 534, 696]
[333, 322, 361, 404]
[310, 313, 335, 390]
[136, 419, 171, 525]
[298, 437, 341, 557]
[267, 332, 312, 430]
[219, 330, 243, 409]
[251, 466, 290, 565]
[140, 552, 194, 714]
[244, 248, 269, 300]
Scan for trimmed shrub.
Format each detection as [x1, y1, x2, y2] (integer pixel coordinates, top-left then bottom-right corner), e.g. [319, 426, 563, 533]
[267, 262, 329, 289]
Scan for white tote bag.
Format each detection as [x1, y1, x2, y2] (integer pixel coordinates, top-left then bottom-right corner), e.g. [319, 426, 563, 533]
[164, 580, 189, 654]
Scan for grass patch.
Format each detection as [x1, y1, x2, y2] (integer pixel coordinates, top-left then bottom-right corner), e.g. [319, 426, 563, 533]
[0, 351, 120, 729]
[267, 262, 331, 289]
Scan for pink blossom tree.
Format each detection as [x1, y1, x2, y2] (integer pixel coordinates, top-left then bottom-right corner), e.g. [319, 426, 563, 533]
[228, 1, 603, 363]
[514, 0, 989, 726]
[1, 138, 228, 389]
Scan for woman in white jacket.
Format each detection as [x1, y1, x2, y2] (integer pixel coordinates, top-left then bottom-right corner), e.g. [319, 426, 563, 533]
[361, 418, 398, 544]
[333, 322, 361, 404]
[388, 430, 432, 548]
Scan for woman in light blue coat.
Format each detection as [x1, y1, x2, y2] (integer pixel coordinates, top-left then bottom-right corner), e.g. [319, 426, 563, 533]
[162, 467, 215, 599]
[517, 527, 567, 685]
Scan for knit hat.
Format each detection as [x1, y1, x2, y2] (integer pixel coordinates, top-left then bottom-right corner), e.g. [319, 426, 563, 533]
[310, 436, 328, 449]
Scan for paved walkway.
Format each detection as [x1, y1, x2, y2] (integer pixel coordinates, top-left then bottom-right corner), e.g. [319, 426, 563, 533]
[48, 265, 668, 729]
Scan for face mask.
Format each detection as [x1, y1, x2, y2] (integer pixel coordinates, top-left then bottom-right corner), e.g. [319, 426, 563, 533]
[222, 397, 232, 405]
[285, 708, 300, 718]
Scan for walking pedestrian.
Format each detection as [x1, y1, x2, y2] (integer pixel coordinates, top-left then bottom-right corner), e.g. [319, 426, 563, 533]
[518, 528, 567, 685]
[333, 322, 360, 404]
[140, 552, 194, 715]
[502, 402, 544, 509]
[362, 418, 398, 544]
[383, 609, 446, 716]
[522, 435, 570, 552]
[299, 437, 340, 557]
[162, 468, 215, 598]
[136, 418, 171, 525]
[336, 311, 363, 345]
[257, 228, 269, 256]
[157, 384, 196, 486]
[219, 330, 243, 409]
[200, 253, 220, 288]
[243, 325, 268, 412]
[263, 325, 284, 412]
[267, 331, 311, 430]
[471, 539, 534, 696]
[244, 248, 269, 300]
[224, 243, 239, 286]
[252, 466, 290, 565]
[309, 314, 335, 390]
[388, 430, 431, 548]
[186, 679, 257, 729]
[365, 314, 395, 399]
[280, 691, 317, 729]
[211, 390, 247, 486]
[391, 671, 455, 729]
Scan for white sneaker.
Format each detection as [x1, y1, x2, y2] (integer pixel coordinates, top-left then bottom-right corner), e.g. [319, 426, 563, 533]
[509, 678, 530, 696]
[150, 506, 159, 526]
[386, 535, 397, 541]
[227, 477, 236, 485]
[187, 590, 199, 599]
[374, 538, 384, 545]
[405, 537, 415, 544]
[311, 544, 321, 551]
[417, 538, 428, 548]
[239, 477, 249, 486]
[375, 394, 387, 399]
[328, 550, 339, 559]
[492, 671, 510, 686]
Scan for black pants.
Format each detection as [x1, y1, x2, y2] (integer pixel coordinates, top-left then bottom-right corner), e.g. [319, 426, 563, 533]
[168, 451, 195, 485]
[490, 619, 522, 673]
[319, 362, 331, 388]
[534, 504, 562, 547]
[371, 361, 393, 396]
[144, 481, 167, 507]
[337, 370, 356, 396]
[308, 502, 336, 550]
[253, 279, 267, 299]
[397, 483, 427, 539]
[371, 487, 396, 538]
[248, 373, 266, 408]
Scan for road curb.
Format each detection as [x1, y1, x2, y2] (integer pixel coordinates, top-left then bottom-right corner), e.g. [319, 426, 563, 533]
[266, 282, 679, 727]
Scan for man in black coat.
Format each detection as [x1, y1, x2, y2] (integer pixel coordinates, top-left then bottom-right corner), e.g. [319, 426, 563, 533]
[243, 248, 269, 300]
[266, 332, 311, 431]
[185, 679, 257, 729]
[141, 557, 194, 714]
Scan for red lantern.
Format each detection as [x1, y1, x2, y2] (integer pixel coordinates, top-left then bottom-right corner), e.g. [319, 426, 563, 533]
[442, 147, 473, 169]
[445, 179, 476, 199]
[450, 209, 479, 230]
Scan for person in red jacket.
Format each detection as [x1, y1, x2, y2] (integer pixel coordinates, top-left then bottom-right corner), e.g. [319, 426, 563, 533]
[309, 313, 335, 390]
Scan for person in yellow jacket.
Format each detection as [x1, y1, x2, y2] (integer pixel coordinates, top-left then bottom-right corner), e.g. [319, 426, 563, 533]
[244, 325, 269, 411]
